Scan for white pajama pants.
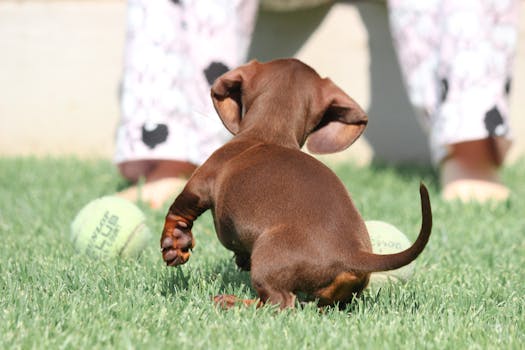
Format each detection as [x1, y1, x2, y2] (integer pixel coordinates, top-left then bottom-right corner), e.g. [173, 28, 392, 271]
[388, 0, 519, 164]
[114, 0, 259, 178]
[114, 0, 519, 174]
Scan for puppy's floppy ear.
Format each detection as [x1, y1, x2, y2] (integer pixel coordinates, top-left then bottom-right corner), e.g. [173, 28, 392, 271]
[211, 60, 258, 135]
[306, 78, 368, 154]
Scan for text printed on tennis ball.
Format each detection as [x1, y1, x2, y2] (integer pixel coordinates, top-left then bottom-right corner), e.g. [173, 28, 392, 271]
[370, 238, 404, 250]
[86, 211, 121, 257]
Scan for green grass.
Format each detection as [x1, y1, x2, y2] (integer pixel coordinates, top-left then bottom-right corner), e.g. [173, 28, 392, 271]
[1, 157, 524, 349]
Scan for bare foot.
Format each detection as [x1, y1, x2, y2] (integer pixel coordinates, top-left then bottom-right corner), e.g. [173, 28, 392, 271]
[118, 177, 188, 209]
[117, 160, 197, 209]
[440, 140, 509, 203]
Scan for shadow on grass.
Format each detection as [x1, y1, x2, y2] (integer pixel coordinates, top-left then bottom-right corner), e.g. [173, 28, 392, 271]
[157, 256, 423, 315]
[209, 258, 255, 295]
[158, 267, 192, 298]
[158, 257, 253, 297]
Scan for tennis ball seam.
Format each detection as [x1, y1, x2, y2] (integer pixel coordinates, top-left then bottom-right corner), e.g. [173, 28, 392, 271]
[118, 221, 147, 257]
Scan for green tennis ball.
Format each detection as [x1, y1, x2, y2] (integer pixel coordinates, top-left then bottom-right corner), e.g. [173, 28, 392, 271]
[70, 196, 151, 259]
[366, 220, 416, 286]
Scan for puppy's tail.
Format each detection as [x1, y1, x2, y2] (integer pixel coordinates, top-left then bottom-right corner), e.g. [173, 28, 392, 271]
[354, 183, 432, 273]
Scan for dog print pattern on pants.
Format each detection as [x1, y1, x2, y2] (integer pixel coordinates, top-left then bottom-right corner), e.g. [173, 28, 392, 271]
[114, 0, 259, 167]
[388, 0, 519, 164]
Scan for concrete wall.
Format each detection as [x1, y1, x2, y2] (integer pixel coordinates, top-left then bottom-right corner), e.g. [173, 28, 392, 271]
[1, 0, 524, 165]
[0, 1, 125, 158]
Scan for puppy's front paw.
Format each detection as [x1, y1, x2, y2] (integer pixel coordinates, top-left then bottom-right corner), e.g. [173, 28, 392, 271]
[161, 220, 194, 266]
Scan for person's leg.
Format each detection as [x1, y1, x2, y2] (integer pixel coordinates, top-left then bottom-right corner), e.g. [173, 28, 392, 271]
[118, 159, 197, 209]
[115, 0, 259, 208]
[440, 140, 509, 202]
[388, 0, 519, 202]
[435, 0, 518, 202]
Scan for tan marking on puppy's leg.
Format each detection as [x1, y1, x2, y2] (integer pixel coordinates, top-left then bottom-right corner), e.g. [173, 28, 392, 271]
[314, 272, 369, 307]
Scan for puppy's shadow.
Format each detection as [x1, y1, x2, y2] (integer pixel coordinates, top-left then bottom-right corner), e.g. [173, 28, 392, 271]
[158, 267, 192, 298]
[157, 256, 421, 313]
[209, 258, 255, 296]
[158, 257, 254, 299]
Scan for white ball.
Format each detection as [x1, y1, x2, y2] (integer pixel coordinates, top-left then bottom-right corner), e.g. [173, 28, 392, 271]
[70, 196, 151, 259]
[366, 220, 416, 286]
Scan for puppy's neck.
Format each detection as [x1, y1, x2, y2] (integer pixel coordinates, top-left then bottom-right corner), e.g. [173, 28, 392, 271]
[236, 127, 300, 150]
[236, 98, 309, 150]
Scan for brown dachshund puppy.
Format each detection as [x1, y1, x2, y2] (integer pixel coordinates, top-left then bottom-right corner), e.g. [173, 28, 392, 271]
[160, 59, 432, 309]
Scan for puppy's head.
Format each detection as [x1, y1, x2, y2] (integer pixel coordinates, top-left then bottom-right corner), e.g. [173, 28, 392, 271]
[211, 59, 367, 154]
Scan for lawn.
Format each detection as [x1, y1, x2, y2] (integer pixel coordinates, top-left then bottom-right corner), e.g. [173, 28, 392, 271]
[1, 157, 523, 349]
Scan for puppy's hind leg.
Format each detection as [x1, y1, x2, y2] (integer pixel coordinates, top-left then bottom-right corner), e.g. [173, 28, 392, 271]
[248, 239, 297, 309]
[214, 238, 297, 309]
[313, 271, 369, 308]
[212, 266, 297, 309]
